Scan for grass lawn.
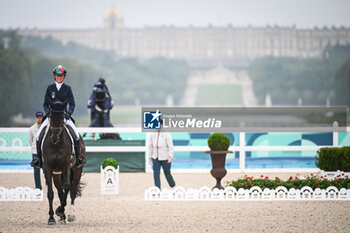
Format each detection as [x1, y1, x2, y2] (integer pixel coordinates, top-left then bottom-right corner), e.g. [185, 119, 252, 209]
[74, 106, 141, 127]
[196, 84, 243, 106]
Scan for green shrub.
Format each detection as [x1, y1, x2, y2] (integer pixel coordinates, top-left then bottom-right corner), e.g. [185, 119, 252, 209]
[102, 158, 118, 169]
[208, 133, 230, 151]
[315, 147, 350, 172]
[341, 146, 350, 172]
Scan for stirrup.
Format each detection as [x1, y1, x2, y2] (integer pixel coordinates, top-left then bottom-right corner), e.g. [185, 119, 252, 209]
[30, 156, 41, 169]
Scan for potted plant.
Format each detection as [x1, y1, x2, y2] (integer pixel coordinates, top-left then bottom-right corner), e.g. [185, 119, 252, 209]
[102, 157, 119, 170]
[101, 158, 119, 195]
[205, 133, 232, 190]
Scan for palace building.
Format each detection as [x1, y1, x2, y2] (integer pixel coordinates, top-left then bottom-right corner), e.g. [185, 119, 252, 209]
[19, 5, 350, 67]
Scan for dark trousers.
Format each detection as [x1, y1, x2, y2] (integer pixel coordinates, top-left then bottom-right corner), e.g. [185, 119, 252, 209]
[152, 158, 175, 189]
[32, 154, 42, 190]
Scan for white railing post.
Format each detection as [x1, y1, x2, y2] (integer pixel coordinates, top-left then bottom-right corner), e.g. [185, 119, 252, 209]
[333, 121, 338, 147]
[239, 132, 245, 172]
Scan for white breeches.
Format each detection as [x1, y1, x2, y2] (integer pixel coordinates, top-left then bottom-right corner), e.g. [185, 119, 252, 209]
[36, 117, 80, 141]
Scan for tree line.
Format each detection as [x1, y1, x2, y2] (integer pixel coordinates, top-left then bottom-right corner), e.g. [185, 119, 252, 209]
[248, 45, 350, 107]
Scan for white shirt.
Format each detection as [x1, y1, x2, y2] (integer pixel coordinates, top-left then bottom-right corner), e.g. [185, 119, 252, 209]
[55, 81, 63, 91]
[28, 123, 40, 154]
[147, 131, 174, 160]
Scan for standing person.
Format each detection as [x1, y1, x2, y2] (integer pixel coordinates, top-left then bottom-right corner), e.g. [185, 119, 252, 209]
[30, 65, 86, 168]
[28, 111, 44, 190]
[147, 120, 176, 189]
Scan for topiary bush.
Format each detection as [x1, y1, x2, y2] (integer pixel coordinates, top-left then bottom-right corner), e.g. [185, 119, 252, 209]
[102, 157, 119, 169]
[208, 133, 230, 151]
[315, 147, 350, 172]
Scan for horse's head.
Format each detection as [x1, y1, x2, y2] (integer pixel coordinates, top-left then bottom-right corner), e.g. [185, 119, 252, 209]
[49, 100, 68, 144]
[94, 85, 106, 103]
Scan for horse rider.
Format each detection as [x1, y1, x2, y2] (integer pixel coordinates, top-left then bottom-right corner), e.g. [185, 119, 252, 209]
[30, 65, 87, 169]
[87, 77, 114, 123]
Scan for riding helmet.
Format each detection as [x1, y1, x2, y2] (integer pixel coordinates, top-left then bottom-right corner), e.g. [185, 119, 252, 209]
[53, 65, 67, 75]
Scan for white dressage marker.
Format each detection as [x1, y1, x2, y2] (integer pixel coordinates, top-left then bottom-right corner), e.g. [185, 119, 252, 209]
[101, 166, 119, 195]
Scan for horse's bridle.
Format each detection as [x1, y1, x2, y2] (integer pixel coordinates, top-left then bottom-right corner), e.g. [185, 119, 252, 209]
[49, 109, 65, 145]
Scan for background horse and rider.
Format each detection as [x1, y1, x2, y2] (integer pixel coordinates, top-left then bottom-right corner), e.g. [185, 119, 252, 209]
[42, 100, 85, 224]
[87, 79, 121, 140]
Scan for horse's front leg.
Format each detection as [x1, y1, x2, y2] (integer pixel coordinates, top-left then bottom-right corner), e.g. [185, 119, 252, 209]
[45, 170, 56, 225]
[53, 175, 67, 224]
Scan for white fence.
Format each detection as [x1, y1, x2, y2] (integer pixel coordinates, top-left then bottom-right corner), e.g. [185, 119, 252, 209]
[0, 127, 347, 173]
[145, 186, 350, 201]
[0, 186, 43, 201]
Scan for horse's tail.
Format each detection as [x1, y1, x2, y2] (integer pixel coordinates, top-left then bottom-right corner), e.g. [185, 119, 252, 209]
[70, 168, 86, 198]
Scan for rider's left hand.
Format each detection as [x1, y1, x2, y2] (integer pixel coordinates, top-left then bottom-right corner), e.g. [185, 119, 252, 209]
[65, 113, 71, 120]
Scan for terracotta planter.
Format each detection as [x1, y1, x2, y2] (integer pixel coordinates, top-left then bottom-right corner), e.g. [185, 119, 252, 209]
[205, 150, 233, 190]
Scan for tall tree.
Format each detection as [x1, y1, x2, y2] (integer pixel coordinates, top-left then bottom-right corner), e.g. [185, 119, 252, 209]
[0, 48, 31, 126]
[334, 58, 350, 108]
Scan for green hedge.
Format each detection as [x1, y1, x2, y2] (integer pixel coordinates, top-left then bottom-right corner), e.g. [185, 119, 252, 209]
[315, 146, 350, 172]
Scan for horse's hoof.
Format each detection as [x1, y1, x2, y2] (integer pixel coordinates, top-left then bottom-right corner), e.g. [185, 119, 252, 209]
[67, 215, 75, 222]
[48, 218, 56, 225]
[59, 219, 66, 225]
[55, 206, 64, 217]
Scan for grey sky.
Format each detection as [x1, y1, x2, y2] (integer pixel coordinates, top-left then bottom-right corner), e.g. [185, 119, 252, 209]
[0, 0, 349, 29]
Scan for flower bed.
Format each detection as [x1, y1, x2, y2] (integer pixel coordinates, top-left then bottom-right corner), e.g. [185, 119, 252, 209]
[225, 174, 350, 190]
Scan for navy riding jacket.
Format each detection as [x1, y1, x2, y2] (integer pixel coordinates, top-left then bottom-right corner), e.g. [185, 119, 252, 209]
[43, 83, 75, 115]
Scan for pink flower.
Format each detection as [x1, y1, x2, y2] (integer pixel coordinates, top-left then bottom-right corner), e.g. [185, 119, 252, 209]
[260, 175, 264, 178]
[250, 184, 254, 187]
[265, 176, 269, 179]
[289, 176, 293, 180]
[321, 176, 323, 178]
[234, 180, 238, 184]
[342, 173, 344, 176]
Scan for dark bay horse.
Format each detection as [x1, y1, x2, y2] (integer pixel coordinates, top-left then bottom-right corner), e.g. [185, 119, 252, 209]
[42, 101, 85, 225]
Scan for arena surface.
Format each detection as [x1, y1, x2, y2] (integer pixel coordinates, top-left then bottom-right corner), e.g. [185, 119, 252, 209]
[0, 172, 349, 233]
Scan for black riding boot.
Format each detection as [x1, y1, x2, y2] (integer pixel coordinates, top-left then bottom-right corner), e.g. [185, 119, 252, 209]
[75, 139, 86, 168]
[30, 141, 42, 168]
